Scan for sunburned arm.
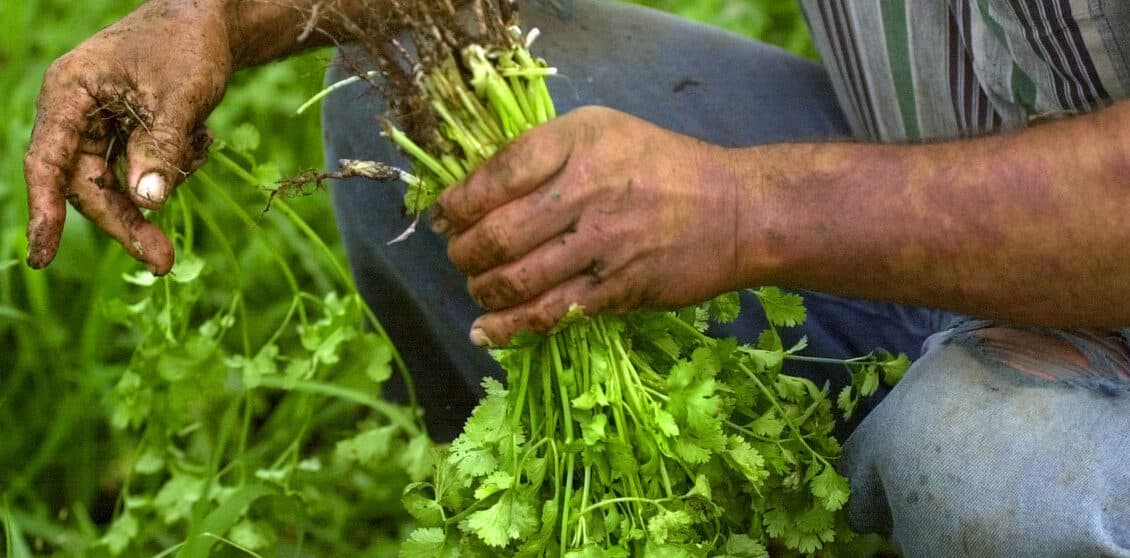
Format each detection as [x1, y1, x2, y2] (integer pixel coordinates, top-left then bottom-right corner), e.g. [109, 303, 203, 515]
[734, 99, 1130, 327]
[222, 0, 390, 69]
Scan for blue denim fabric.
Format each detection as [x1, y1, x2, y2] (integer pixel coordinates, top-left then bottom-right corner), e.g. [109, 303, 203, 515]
[320, 0, 1130, 555]
[844, 329, 1130, 557]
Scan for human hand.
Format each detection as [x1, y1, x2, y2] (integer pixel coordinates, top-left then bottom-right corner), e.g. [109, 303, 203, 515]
[434, 106, 756, 347]
[24, 0, 233, 274]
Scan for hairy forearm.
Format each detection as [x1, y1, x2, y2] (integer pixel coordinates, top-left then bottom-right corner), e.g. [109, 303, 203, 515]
[732, 99, 1130, 327]
[215, 0, 383, 68]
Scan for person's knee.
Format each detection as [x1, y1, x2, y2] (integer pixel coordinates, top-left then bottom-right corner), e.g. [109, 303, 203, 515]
[841, 338, 1130, 557]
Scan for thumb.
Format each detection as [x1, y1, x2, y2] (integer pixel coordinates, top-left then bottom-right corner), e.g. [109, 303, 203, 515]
[125, 114, 211, 210]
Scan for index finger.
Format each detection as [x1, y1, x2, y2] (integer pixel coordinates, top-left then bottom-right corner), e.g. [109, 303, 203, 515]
[24, 77, 98, 268]
[434, 118, 573, 235]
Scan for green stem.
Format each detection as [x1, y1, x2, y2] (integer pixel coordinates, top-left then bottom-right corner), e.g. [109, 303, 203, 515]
[737, 361, 834, 464]
[253, 376, 421, 436]
[576, 496, 676, 517]
[552, 336, 576, 556]
[195, 168, 303, 307]
[785, 354, 875, 366]
[510, 349, 532, 424]
[385, 125, 458, 185]
[295, 71, 378, 115]
[270, 200, 353, 288]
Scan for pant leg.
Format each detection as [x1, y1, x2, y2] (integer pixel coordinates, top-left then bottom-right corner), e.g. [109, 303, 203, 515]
[321, 0, 946, 438]
[843, 327, 1130, 557]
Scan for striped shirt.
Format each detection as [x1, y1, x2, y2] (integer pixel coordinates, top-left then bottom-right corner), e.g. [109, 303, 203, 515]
[799, 1, 1130, 143]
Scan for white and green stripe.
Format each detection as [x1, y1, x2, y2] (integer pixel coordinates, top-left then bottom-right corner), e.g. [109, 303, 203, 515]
[800, 0, 1129, 143]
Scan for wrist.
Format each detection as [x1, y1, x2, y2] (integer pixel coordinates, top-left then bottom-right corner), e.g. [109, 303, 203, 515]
[719, 143, 800, 290]
[221, 0, 360, 69]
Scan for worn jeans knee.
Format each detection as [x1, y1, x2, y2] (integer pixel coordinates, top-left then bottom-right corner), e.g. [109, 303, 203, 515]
[841, 328, 1130, 557]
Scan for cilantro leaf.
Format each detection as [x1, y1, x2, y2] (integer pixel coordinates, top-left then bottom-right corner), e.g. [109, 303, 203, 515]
[100, 513, 139, 555]
[460, 492, 538, 547]
[810, 464, 850, 511]
[752, 287, 807, 328]
[674, 437, 713, 464]
[335, 425, 397, 465]
[882, 352, 912, 385]
[837, 385, 856, 418]
[403, 489, 446, 528]
[400, 527, 459, 558]
[646, 509, 694, 545]
[727, 436, 770, 489]
[749, 410, 786, 438]
[571, 385, 609, 411]
[708, 292, 742, 324]
[399, 434, 437, 482]
[363, 334, 394, 384]
[580, 413, 609, 445]
[228, 519, 273, 551]
[473, 471, 515, 500]
[653, 407, 680, 437]
[762, 508, 791, 539]
[721, 534, 770, 558]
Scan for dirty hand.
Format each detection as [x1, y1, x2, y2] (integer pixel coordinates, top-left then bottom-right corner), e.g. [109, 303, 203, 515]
[435, 106, 755, 347]
[24, 0, 232, 274]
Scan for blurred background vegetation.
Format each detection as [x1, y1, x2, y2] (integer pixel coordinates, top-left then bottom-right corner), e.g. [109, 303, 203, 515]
[0, 1, 813, 556]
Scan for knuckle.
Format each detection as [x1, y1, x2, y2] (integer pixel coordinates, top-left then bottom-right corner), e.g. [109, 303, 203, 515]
[572, 105, 607, 119]
[479, 153, 516, 195]
[442, 182, 483, 226]
[620, 262, 656, 309]
[447, 241, 472, 274]
[613, 281, 646, 314]
[149, 127, 187, 156]
[22, 150, 38, 177]
[480, 219, 514, 258]
[504, 131, 541, 167]
[489, 271, 528, 309]
[42, 57, 70, 84]
[526, 303, 560, 333]
[24, 151, 66, 186]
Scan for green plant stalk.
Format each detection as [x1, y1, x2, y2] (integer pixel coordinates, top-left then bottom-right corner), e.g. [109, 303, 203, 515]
[383, 40, 719, 553]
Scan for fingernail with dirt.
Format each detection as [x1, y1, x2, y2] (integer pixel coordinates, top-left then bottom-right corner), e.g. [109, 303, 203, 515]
[431, 217, 450, 235]
[137, 173, 169, 205]
[26, 223, 52, 269]
[470, 328, 495, 348]
[26, 251, 46, 270]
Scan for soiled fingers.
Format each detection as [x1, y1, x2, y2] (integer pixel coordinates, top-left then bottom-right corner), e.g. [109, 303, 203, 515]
[468, 270, 642, 348]
[66, 153, 174, 274]
[24, 74, 97, 269]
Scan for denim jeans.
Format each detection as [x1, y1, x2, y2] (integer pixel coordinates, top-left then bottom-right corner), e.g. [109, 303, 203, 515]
[321, 1, 1130, 555]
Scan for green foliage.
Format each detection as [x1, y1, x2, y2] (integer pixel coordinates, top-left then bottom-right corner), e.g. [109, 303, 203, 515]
[402, 296, 871, 556]
[752, 287, 808, 328]
[1, 1, 419, 555]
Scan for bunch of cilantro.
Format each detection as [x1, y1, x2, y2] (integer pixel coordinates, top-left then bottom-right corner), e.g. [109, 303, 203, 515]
[399, 289, 906, 557]
[294, 3, 908, 554]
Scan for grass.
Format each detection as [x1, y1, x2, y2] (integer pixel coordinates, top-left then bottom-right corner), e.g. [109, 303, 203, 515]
[0, 1, 813, 556]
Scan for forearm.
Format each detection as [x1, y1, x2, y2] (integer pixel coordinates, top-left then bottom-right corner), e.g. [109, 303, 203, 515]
[734, 99, 1130, 327]
[214, 0, 382, 69]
